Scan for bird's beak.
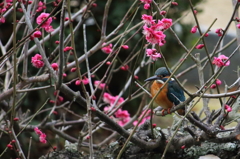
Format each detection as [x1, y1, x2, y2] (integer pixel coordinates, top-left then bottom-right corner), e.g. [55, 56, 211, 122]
[144, 75, 159, 82]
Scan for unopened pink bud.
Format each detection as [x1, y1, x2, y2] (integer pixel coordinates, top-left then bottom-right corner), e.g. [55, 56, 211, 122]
[237, 24, 240, 29]
[92, 3, 97, 7]
[71, 67, 77, 72]
[62, 73, 67, 77]
[152, 123, 156, 128]
[216, 79, 222, 85]
[191, 26, 197, 33]
[51, 63, 58, 71]
[210, 84, 216, 89]
[7, 144, 13, 149]
[75, 80, 81, 85]
[49, 100, 55, 103]
[171, 2, 178, 5]
[195, 44, 204, 49]
[33, 30, 42, 38]
[134, 75, 139, 80]
[53, 111, 58, 115]
[181, 145, 186, 149]
[144, 3, 150, 10]
[121, 45, 129, 49]
[220, 125, 225, 130]
[160, 11, 166, 15]
[58, 96, 64, 102]
[13, 117, 19, 121]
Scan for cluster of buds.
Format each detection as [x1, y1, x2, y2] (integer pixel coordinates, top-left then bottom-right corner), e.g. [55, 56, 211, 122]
[52, 0, 61, 7]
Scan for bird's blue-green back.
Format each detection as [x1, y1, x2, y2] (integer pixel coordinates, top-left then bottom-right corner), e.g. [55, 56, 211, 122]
[162, 78, 185, 105]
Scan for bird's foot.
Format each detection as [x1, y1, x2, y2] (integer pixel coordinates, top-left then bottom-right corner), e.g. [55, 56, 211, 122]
[161, 108, 171, 116]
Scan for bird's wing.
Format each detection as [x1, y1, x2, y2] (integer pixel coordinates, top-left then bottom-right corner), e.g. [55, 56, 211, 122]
[167, 80, 185, 105]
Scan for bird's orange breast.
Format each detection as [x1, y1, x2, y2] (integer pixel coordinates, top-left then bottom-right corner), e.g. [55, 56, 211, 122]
[150, 81, 173, 109]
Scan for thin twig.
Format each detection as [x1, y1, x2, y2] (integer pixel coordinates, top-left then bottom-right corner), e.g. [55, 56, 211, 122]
[56, 0, 66, 89]
[27, 137, 32, 159]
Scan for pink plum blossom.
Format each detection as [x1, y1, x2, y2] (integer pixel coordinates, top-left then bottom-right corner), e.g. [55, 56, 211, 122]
[133, 109, 152, 126]
[1, 8, 6, 13]
[36, 13, 52, 28]
[225, 105, 232, 112]
[75, 77, 89, 86]
[115, 109, 131, 126]
[146, 48, 161, 61]
[140, 0, 152, 10]
[102, 93, 128, 126]
[101, 43, 113, 54]
[82, 76, 89, 85]
[39, 133, 47, 143]
[103, 93, 113, 104]
[103, 92, 124, 108]
[44, 25, 54, 32]
[34, 127, 47, 144]
[94, 80, 106, 90]
[142, 18, 171, 46]
[141, 14, 155, 25]
[36, 1, 46, 12]
[212, 55, 230, 67]
[31, 54, 44, 68]
[143, 25, 166, 45]
[161, 18, 172, 30]
[215, 28, 223, 36]
[140, 0, 152, 3]
[34, 127, 42, 135]
[0, 17, 5, 23]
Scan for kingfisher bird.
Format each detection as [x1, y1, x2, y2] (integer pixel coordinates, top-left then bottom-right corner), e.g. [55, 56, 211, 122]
[145, 67, 185, 115]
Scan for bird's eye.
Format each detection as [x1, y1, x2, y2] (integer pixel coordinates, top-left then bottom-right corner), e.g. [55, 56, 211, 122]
[158, 75, 163, 78]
